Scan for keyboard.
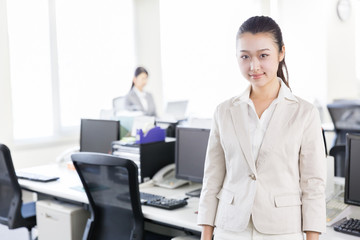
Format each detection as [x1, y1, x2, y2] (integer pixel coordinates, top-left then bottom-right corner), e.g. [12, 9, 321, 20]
[140, 192, 187, 210]
[326, 192, 350, 226]
[16, 171, 59, 182]
[334, 218, 360, 237]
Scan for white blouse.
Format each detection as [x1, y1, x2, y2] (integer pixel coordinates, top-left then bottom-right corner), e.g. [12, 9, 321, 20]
[133, 87, 148, 111]
[239, 79, 296, 163]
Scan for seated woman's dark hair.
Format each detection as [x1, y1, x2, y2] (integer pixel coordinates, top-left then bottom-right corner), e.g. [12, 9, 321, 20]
[131, 66, 148, 89]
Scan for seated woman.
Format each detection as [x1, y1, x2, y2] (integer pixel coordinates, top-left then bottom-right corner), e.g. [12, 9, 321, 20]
[124, 67, 157, 116]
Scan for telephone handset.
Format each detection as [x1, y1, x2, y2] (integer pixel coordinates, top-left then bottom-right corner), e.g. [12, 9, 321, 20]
[152, 163, 189, 189]
[56, 146, 80, 163]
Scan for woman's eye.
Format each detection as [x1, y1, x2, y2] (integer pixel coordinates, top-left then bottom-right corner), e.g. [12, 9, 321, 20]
[241, 55, 249, 59]
[260, 54, 268, 58]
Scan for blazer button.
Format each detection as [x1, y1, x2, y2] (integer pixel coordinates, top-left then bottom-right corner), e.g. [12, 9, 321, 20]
[249, 174, 256, 180]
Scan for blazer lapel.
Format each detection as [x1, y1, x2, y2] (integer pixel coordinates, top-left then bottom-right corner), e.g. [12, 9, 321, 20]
[256, 100, 298, 167]
[130, 89, 144, 111]
[230, 103, 256, 174]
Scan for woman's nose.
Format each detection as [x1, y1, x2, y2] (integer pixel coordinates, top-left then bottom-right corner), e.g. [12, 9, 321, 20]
[250, 58, 260, 71]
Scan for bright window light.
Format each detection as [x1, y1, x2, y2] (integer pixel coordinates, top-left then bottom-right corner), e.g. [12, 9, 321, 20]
[55, 0, 135, 128]
[159, 0, 262, 118]
[7, 0, 135, 140]
[7, 0, 53, 139]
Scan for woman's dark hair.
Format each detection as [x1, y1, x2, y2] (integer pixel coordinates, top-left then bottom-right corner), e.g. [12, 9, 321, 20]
[237, 16, 289, 88]
[131, 66, 148, 89]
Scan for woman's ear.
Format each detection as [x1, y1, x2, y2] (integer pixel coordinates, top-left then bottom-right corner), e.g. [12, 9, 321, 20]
[279, 45, 285, 62]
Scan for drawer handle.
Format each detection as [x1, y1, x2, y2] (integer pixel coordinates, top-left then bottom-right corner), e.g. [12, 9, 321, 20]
[45, 213, 59, 221]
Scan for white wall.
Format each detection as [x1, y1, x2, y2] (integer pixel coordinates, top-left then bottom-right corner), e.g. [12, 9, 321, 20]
[133, 0, 164, 116]
[327, 0, 358, 102]
[278, 0, 327, 103]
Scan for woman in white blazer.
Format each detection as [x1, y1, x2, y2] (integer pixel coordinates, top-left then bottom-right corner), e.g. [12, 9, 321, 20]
[124, 67, 157, 116]
[198, 16, 326, 240]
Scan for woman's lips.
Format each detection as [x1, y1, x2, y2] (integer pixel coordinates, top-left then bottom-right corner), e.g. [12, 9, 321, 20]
[250, 73, 264, 79]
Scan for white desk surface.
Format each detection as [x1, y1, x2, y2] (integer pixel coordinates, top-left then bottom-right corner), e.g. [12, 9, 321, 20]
[18, 163, 88, 203]
[18, 163, 202, 232]
[18, 163, 360, 239]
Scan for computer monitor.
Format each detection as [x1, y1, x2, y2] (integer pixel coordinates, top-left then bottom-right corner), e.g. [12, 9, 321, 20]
[80, 119, 120, 154]
[175, 126, 210, 184]
[344, 133, 360, 206]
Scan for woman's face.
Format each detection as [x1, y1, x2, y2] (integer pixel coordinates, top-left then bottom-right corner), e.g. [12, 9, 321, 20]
[133, 72, 148, 91]
[236, 32, 284, 89]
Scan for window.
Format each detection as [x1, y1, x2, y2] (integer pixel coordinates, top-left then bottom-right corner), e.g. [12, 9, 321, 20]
[7, 0, 135, 140]
[159, 0, 262, 118]
[55, 0, 135, 128]
[7, 0, 53, 139]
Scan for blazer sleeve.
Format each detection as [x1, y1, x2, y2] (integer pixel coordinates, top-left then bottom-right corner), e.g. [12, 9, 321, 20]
[197, 106, 226, 226]
[299, 106, 327, 233]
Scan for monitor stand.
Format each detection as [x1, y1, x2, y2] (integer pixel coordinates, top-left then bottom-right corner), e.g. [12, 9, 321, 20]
[185, 188, 202, 197]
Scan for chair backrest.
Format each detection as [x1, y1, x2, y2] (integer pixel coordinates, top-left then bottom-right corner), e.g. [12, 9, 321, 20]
[113, 96, 126, 113]
[0, 144, 25, 229]
[327, 101, 360, 145]
[329, 145, 346, 177]
[71, 152, 144, 240]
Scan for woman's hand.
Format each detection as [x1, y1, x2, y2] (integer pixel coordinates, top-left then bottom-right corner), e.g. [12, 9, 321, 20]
[306, 231, 319, 240]
[200, 225, 214, 240]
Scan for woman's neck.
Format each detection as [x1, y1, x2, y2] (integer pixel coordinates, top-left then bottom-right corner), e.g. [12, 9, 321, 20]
[250, 78, 280, 101]
[134, 86, 143, 92]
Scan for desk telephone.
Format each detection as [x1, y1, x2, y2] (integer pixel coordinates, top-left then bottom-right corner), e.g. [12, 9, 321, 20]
[152, 163, 189, 189]
[56, 146, 80, 163]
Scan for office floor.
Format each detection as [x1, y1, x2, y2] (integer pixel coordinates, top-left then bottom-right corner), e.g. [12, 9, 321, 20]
[0, 224, 37, 240]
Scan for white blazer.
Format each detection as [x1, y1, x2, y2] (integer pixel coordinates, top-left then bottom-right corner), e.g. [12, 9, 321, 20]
[197, 86, 326, 234]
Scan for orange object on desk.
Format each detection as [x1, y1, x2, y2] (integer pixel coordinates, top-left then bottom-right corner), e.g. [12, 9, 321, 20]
[67, 162, 76, 170]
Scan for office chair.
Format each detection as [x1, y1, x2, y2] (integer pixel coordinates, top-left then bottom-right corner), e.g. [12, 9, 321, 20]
[113, 96, 126, 114]
[71, 152, 172, 240]
[0, 144, 37, 240]
[329, 145, 346, 177]
[327, 101, 360, 177]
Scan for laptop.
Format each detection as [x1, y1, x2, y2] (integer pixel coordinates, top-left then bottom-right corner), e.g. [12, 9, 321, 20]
[160, 100, 188, 122]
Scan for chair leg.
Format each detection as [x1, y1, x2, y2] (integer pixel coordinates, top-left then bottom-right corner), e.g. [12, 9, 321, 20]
[28, 228, 32, 240]
[27, 227, 37, 240]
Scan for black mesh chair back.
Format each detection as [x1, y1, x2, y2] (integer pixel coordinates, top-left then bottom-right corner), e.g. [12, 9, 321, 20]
[327, 101, 360, 177]
[71, 152, 144, 240]
[0, 144, 36, 239]
[329, 145, 346, 177]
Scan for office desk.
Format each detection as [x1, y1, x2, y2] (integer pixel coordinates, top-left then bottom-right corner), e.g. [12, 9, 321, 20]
[18, 164, 360, 239]
[18, 163, 202, 234]
[19, 164, 88, 204]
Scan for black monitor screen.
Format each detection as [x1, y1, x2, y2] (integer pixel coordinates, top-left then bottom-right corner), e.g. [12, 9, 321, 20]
[80, 119, 120, 154]
[175, 127, 210, 183]
[345, 133, 360, 206]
